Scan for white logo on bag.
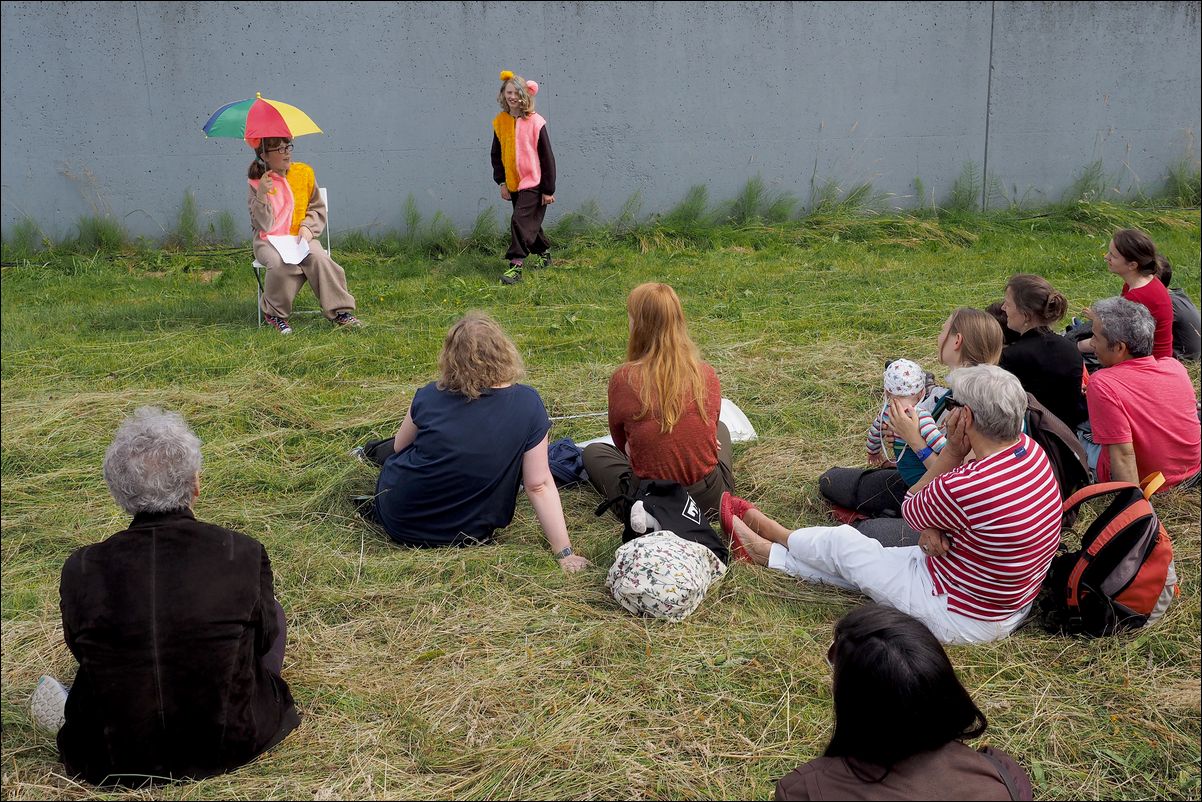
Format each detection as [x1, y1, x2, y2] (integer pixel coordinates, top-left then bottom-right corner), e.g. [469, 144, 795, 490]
[682, 497, 702, 525]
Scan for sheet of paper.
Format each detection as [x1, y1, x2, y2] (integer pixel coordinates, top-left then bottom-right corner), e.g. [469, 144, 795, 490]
[573, 398, 758, 449]
[267, 235, 310, 265]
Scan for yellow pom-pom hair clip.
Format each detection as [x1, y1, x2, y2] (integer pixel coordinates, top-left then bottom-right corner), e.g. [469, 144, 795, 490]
[498, 70, 538, 96]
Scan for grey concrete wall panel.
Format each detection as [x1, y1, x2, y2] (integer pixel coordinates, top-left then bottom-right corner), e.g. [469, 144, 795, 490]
[1, 2, 1198, 240]
[985, 2, 1202, 206]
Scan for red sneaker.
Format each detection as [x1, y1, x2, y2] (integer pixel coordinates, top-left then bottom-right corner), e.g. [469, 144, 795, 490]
[720, 491, 758, 535]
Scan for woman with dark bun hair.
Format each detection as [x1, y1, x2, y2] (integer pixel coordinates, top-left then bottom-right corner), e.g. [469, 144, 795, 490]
[1079, 229, 1174, 359]
[775, 604, 1033, 801]
[999, 273, 1087, 429]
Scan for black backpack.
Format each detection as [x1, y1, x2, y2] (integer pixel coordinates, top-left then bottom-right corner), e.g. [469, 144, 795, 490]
[1024, 393, 1090, 524]
[1039, 475, 1177, 637]
[595, 479, 729, 565]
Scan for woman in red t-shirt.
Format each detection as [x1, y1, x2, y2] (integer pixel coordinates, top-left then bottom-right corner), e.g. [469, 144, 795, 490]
[1080, 228, 1174, 359]
[583, 283, 734, 522]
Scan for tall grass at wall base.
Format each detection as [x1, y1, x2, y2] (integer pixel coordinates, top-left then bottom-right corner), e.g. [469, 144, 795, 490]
[73, 215, 128, 253]
[5, 173, 1200, 263]
[1163, 159, 1202, 207]
[0, 217, 49, 261]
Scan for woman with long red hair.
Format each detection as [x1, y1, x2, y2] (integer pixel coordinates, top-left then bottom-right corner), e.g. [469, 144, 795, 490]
[583, 283, 734, 521]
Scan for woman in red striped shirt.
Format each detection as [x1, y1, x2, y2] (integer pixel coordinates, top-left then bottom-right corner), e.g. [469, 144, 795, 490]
[723, 365, 1062, 644]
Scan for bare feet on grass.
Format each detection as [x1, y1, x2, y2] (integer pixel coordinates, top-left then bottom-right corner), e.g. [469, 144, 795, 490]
[731, 517, 774, 566]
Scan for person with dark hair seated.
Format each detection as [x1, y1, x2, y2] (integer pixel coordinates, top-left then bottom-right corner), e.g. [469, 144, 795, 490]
[999, 274, 1087, 429]
[30, 407, 300, 786]
[1078, 229, 1174, 359]
[1154, 258, 1201, 362]
[775, 604, 1032, 800]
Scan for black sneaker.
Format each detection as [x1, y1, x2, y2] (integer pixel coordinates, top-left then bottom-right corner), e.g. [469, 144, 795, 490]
[334, 311, 363, 328]
[264, 314, 293, 335]
[350, 494, 378, 522]
[500, 262, 523, 285]
[539, 251, 553, 268]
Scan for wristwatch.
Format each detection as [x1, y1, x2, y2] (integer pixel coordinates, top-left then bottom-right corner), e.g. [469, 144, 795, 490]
[553, 546, 574, 561]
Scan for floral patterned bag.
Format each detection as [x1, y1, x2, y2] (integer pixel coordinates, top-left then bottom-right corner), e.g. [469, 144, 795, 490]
[606, 532, 727, 622]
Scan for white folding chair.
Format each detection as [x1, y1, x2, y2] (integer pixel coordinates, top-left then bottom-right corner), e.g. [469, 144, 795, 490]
[253, 187, 330, 326]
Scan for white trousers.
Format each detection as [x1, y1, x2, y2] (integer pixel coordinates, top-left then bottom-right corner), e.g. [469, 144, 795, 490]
[768, 524, 1030, 645]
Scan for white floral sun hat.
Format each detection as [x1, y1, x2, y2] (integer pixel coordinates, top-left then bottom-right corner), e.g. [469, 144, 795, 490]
[883, 358, 927, 397]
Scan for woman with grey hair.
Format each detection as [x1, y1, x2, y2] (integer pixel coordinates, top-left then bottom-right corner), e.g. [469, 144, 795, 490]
[722, 366, 1064, 644]
[31, 407, 300, 786]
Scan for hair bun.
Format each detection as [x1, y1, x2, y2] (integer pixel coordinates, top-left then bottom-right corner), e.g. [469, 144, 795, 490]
[525, 80, 539, 96]
[499, 70, 514, 81]
[1046, 291, 1068, 321]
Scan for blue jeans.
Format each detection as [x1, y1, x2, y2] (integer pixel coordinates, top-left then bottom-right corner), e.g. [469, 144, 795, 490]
[1075, 421, 1101, 480]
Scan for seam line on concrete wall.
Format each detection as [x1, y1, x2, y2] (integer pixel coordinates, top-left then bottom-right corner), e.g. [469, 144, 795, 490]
[134, 1, 153, 114]
[981, 0, 997, 211]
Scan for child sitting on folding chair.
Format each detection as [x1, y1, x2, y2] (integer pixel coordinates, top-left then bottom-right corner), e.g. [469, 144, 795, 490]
[247, 136, 361, 333]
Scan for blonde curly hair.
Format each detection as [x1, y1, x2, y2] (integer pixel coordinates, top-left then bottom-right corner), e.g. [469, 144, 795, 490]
[496, 76, 535, 116]
[437, 312, 525, 400]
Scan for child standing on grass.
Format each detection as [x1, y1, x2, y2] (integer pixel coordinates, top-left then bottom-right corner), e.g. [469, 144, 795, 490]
[490, 70, 556, 286]
[866, 359, 946, 486]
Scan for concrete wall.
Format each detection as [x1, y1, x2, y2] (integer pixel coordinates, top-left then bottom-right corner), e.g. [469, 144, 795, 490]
[1, 1, 1198, 240]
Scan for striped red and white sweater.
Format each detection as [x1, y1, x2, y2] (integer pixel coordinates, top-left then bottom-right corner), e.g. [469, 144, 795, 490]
[902, 433, 1062, 621]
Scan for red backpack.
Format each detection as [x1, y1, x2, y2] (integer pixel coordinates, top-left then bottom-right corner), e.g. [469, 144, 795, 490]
[1040, 474, 1178, 637]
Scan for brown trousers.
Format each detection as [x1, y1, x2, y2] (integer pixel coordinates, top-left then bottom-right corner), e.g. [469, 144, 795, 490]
[507, 189, 551, 261]
[254, 238, 356, 321]
[583, 422, 735, 524]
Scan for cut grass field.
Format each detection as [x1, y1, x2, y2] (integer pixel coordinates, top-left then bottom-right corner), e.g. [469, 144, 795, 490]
[2, 205, 1199, 800]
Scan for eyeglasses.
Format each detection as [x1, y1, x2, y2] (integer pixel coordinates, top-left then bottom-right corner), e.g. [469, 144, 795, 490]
[942, 396, 967, 412]
[265, 143, 294, 154]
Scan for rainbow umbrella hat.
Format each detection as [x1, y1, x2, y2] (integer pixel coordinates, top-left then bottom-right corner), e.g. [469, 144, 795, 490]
[201, 93, 322, 141]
